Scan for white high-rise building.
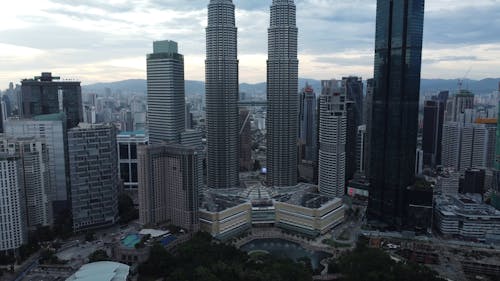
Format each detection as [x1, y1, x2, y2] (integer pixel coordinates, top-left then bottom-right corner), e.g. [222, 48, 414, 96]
[318, 80, 346, 197]
[266, 0, 299, 187]
[0, 152, 28, 252]
[442, 121, 497, 172]
[147, 40, 185, 145]
[205, 0, 240, 189]
[0, 136, 52, 228]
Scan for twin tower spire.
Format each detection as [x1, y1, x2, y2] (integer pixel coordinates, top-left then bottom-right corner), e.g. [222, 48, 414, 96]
[206, 0, 298, 189]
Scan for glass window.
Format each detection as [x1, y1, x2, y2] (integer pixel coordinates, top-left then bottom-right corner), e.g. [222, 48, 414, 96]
[119, 144, 129, 159]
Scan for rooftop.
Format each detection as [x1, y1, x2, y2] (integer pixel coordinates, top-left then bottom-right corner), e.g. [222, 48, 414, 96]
[66, 261, 129, 281]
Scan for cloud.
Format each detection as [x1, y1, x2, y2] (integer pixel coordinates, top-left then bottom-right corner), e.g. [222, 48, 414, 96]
[0, 0, 499, 87]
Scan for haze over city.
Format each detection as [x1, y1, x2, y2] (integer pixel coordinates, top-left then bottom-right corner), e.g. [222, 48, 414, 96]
[1, 0, 499, 86]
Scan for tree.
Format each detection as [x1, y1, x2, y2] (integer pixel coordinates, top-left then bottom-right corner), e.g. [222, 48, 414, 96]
[88, 250, 109, 263]
[118, 193, 139, 224]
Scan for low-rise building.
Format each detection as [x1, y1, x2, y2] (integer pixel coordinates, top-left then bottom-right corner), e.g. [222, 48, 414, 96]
[434, 195, 500, 241]
[199, 183, 345, 239]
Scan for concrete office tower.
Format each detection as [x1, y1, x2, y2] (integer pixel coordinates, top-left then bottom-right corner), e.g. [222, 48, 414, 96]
[205, 0, 240, 189]
[4, 113, 68, 211]
[318, 80, 346, 197]
[138, 143, 200, 232]
[442, 121, 497, 172]
[367, 0, 425, 227]
[446, 90, 474, 122]
[0, 136, 52, 228]
[147, 40, 185, 145]
[239, 108, 253, 171]
[0, 153, 27, 252]
[299, 84, 317, 162]
[20, 72, 82, 129]
[267, 0, 299, 187]
[68, 124, 119, 232]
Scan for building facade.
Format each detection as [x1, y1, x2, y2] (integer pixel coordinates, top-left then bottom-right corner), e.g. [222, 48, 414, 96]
[117, 131, 148, 191]
[68, 124, 119, 232]
[442, 121, 497, 172]
[318, 80, 346, 198]
[4, 114, 69, 210]
[446, 90, 474, 122]
[138, 144, 201, 232]
[299, 84, 317, 163]
[239, 108, 253, 171]
[20, 72, 82, 129]
[0, 136, 52, 228]
[266, 0, 299, 187]
[422, 97, 446, 168]
[147, 40, 185, 144]
[205, 0, 240, 189]
[0, 153, 27, 252]
[367, 0, 425, 227]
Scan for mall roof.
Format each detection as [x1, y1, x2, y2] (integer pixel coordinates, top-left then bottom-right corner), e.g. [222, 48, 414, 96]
[66, 261, 129, 281]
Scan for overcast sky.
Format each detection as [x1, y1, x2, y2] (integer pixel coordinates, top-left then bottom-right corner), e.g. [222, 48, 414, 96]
[0, 0, 499, 87]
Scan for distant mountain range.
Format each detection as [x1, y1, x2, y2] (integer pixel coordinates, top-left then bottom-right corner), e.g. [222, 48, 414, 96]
[83, 78, 500, 97]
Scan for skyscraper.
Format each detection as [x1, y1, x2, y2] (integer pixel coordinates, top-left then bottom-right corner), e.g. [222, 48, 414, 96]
[496, 82, 500, 170]
[0, 136, 52, 228]
[267, 0, 299, 187]
[299, 84, 317, 163]
[20, 72, 82, 129]
[318, 80, 346, 198]
[367, 0, 425, 227]
[138, 143, 201, 232]
[239, 108, 253, 171]
[342, 76, 364, 127]
[0, 152, 27, 252]
[67, 123, 119, 232]
[422, 98, 446, 167]
[147, 40, 185, 144]
[205, 0, 240, 189]
[446, 90, 474, 122]
[4, 113, 69, 211]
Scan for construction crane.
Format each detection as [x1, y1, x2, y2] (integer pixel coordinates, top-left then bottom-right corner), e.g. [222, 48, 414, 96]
[457, 66, 472, 91]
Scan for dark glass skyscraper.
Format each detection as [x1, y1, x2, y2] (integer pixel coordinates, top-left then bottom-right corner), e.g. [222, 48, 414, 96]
[267, 0, 299, 187]
[422, 91, 447, 168]
[205, 0, 240, 189]
[20, 72, 82, 129]
[367, 0, 425, 227]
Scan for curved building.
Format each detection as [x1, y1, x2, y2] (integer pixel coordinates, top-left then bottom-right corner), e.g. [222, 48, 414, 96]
[266, 0, 299, 187]
[318, 80, 346, 198]
[205, 0, 240, 189]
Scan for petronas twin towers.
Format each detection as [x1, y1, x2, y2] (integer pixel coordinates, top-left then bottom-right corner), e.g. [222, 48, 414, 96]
[206, 0, 298, 189]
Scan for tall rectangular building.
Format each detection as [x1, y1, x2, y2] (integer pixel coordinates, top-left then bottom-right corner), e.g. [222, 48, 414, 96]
[267, 0, 299, 187]
[422, 99, 445, 167]
[299, 84, 318, 163]
[4, 113, 69, 210]
[367, 0, 425, 227]
[20, 72, 82, 129]
[68, 123, 119, 232]
[138, 143, 200, 232]
[0, 153, 28, 252]
[0, 136, 52, 228]
[318, 80, 346, 197]
[147, 40, 185, 144]
[205, 0, 240, 189]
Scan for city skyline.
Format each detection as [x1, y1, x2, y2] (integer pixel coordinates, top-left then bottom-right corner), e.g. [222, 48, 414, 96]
[1, 0, 500, 87]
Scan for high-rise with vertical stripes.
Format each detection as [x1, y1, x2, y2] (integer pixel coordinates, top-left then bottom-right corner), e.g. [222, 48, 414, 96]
[205, 0, 240, 189]
[266, 0, 299, 187]
[147, 40, 185, 145]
